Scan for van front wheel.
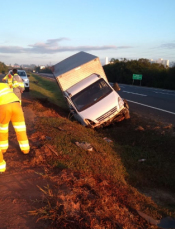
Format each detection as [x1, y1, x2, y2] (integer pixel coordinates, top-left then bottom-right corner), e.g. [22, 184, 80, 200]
[123, 99, 129, 109]
[124, 109, 130, 119]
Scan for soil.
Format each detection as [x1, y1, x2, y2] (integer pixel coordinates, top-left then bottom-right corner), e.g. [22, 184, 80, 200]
[0, 92, 54, 229]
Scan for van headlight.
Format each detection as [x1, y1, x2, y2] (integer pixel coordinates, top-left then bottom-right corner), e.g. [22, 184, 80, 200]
[85, 119, 96, 126]
[23, 79, 28, 82]
[118, 97, 124, 109]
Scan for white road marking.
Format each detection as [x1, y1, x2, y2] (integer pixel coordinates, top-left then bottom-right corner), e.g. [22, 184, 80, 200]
[127, 99, 175, 115]
[153, 88, 173, 92]
[123, 91, 147, 96]
[120, 84, 174, 93]
[154, 91, 175, 96]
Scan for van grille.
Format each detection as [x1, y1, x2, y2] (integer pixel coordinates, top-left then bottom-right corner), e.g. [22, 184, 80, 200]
[96, 106, 117, 122]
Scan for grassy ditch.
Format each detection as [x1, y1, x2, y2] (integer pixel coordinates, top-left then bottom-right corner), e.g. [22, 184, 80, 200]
[29, 73, 67, 109]
[27, 74, 175, 227]
[100, 118, 175, 190]
[99, 116, 175, 211]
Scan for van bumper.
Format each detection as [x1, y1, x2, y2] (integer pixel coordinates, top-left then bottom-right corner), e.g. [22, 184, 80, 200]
[87, 107, 130, 128]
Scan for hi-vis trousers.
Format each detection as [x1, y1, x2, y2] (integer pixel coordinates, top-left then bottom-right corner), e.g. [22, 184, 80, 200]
[0, 149, 6, 172]
[0, 102, 30, 154]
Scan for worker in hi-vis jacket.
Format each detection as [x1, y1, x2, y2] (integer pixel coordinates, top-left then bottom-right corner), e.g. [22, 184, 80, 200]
[0, 83, 30, 172]
[12, 69, 24, 104]
[2, 72, 13, 91]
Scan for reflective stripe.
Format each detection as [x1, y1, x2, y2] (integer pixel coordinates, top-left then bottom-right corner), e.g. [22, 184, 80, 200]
[13, 125, 26, 132]
[0, 162, 6, 169]
[19, 140, 30, 150]
[0, 88, 8, 93]
[20, 143, 29, 147]
[0, 88, 12, 97]
[13, 82, 24, 88]
[0, 91, 12, 96]
[0, 140, 8, 149]
[0, 160, 6, 172]
[12, 122, 26, 130]
[0, 124, 8, 133]
[13, 125, 26, 129]
[13, 82, 19, 85]
[0, 127, 8, 130]
[0, 143, 8, 147]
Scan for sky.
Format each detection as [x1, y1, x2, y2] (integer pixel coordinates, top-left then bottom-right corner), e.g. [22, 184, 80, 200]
[0, 0, 175, 66]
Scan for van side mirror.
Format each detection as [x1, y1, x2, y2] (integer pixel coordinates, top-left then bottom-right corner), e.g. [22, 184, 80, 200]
[113, 82, 121, 91]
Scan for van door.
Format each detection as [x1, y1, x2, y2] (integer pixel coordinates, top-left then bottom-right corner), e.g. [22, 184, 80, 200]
[65, 96, 86, 125]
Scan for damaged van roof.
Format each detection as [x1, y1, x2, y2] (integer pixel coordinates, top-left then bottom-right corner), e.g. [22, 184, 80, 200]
[52, 51, 98, 78]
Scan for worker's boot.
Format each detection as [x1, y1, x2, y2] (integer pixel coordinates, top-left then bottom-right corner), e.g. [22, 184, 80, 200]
[22, 149, 30, 154]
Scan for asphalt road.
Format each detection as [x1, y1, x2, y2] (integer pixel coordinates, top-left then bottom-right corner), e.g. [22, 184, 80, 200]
[117, 84, 175, 125]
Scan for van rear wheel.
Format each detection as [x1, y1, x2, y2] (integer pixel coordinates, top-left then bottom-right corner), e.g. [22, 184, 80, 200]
[25, 87, 29, 92]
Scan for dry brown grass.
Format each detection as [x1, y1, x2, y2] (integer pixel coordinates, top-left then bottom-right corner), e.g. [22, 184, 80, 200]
[27, 100, 167, 228]
[29, 170, 160, 229]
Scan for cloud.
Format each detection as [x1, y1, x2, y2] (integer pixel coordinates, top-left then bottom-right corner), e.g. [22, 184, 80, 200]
[159, 42, 175, 49]
[0, 38, 132, 54]
[0, 46, 24, 53]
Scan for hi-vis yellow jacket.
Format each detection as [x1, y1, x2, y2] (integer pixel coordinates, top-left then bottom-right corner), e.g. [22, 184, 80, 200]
[12, 73, 24, 93]
[0, 83, 20, 105]
[2, 74, 13, 88]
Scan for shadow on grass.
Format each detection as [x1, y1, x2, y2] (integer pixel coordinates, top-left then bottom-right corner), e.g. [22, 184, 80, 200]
[98, 114, 175, 193]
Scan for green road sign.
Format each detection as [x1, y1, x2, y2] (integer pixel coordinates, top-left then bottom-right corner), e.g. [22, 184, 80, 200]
[133, 74, 142, 80]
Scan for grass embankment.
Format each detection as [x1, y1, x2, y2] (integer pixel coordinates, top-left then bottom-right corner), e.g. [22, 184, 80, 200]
[28, 74, 175, 228]
[29, 73, 67, 109]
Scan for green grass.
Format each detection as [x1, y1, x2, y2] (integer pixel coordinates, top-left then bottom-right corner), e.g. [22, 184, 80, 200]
[35, 115, 127, 184]
[99, 119, 175, 192]
[29, 74, 67, 109]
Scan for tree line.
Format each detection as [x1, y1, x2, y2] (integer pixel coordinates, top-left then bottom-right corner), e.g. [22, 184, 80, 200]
[0, 62, 8, 74]
[103, 58, 175, 90]
[35, 66, 52, 74]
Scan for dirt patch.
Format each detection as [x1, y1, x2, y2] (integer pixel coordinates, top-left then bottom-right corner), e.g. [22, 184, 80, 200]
[0, 93, 54, 228]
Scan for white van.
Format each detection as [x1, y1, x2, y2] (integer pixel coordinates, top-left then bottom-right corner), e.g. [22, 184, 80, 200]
[52, 51, 130, 128]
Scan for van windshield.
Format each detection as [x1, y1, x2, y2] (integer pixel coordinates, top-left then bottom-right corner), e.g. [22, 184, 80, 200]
[71, 78, 113, 112]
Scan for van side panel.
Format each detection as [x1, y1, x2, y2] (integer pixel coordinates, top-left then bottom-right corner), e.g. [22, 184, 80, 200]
[56, 58, 107, 91]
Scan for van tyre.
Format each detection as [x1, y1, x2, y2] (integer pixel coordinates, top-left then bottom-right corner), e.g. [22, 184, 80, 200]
[124, 110, 130, 119]
[25, 87, 29, 92]
[124, 99, 129, 109]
